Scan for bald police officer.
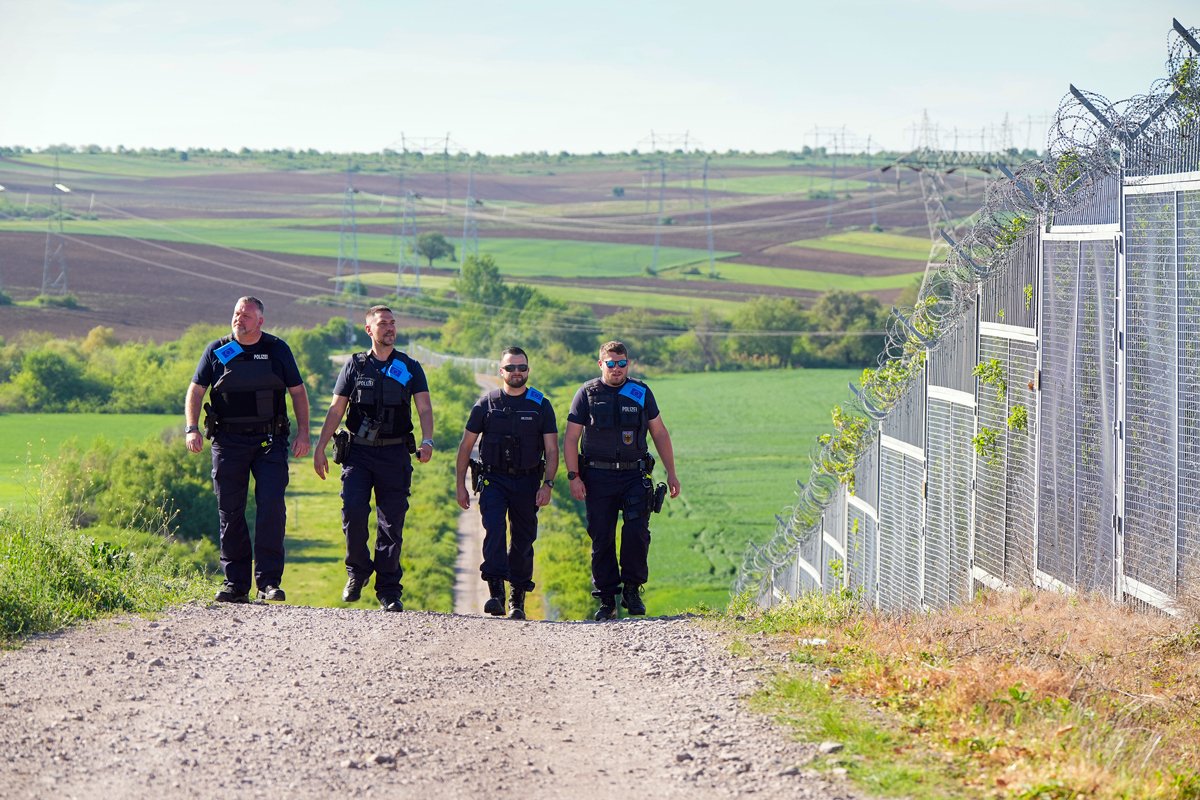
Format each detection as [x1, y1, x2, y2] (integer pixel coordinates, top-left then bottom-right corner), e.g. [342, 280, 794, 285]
[564, 340, 680, 620]
[313, 305, 434, 612]
[455, 346, 558, 620]
[185, 296, 311, 604]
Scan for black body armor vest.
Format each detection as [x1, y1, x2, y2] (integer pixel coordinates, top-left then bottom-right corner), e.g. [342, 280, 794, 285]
[345, 352, 414, 439]
[210, 334, 287, 426]
[479, 389, 546, 471]
[579, 378, 649, 462]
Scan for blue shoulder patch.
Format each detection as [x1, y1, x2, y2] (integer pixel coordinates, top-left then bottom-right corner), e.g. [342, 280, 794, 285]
[383, 359, 412, 386]
[526, 387, 544, 406]
[215, 340, 244, 365]
[618, 382, 646, 406]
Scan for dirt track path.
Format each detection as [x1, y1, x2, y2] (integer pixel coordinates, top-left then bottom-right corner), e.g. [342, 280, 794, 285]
[0, 604, 856, 799]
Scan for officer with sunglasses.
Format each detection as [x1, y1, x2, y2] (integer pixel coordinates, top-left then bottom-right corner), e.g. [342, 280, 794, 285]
[455, 346, 558, 619]
[564, 340, 680, 620]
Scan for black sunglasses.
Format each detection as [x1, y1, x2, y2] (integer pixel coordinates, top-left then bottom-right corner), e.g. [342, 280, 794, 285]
[603, 359, 628, 368]
[502, 364, 529, 372]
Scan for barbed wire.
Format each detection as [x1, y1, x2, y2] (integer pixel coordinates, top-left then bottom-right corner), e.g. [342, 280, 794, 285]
[732, 19, 1200, 603]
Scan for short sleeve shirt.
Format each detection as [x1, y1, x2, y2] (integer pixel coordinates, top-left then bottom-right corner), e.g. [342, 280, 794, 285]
[192, 333, 303, 390]
[466, 389, 558, 435]
[567, 379, 660, 427]
[332, 351, 429, 398]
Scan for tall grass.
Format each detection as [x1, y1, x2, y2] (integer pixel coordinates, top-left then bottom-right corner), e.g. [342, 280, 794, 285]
[0, 488, 212, 643]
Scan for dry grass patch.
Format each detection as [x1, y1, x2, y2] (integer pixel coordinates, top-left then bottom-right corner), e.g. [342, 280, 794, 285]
[729, 588, 1200, 799]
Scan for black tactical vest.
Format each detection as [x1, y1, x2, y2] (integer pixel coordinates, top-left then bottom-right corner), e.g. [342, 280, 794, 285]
[210, 334, 287, 426]
[479, 389, 546, 471]
[345, 352, 414, 439]
[579, 378, 649, 462]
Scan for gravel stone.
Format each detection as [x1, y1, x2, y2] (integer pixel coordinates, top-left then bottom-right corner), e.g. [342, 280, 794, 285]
[0, 604, 860, 799]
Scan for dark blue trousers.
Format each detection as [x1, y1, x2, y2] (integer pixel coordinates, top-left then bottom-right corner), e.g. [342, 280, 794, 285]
[210, 432, 291, 591]
[582, 469, 650, 597]
[477, 473, 541, 591]
[340, 444, 412, 598]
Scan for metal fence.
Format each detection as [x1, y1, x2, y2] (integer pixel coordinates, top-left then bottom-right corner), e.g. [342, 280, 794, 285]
[742, 19, 1200, 615]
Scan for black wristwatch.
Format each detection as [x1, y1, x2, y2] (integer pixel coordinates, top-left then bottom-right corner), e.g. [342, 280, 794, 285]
[567, 471, 578, 481]
[543, 479, 554, 488]
[184, 425, 200, 434]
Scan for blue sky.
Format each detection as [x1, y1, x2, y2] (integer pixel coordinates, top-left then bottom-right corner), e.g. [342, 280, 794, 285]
[0, 0, 1190, 155]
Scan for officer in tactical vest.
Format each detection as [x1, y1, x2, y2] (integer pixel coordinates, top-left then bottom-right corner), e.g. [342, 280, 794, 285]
[455, 346, 558, 620]
[313, 305, 434, 612]
[564, 341, 680, 620]
[185, 296, 312, 604]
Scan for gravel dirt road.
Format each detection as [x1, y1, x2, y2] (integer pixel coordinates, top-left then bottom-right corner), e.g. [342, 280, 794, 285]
[0, 603, 858, 799]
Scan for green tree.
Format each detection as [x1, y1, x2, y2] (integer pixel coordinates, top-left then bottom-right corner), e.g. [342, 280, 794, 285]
[454, 254, 508, 308]
[801, 291, 886, 366]
[728, 296, 808, 367]
[416, 232, 456, 267]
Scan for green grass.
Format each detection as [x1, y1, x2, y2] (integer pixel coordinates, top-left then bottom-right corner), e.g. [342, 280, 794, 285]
[642, 368, 860, 612]
[0, 497, 212, 642]
[784, 231, 933, 262]
[0, 414, 177, 509]
[9, 153, 253, 178]
[693, 262, 924, 292]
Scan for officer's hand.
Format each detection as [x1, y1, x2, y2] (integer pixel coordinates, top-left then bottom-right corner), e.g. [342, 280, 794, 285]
[292, 435, 311, 459]
[417, 442, 433, 464]
[535, 483, 552, 508]
[569, 476, 586, 502]
[314, 450, 329, 480]
[456, 484, 470, 510]
[185, 431, 203, 454]
[668, 474, 681, 498]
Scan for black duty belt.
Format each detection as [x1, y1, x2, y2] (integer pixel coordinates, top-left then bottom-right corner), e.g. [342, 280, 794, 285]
[352, 435, 412, 448]
[481, 464, 543, 476]
[584, 458, 648, 471]
[222, 422, 284, 435]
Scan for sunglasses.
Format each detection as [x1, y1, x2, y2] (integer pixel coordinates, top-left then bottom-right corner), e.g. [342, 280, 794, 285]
[502, 364, 529, 372]
[603, 359, 628, 368]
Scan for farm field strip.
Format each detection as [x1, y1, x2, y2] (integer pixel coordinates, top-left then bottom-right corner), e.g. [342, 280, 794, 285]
[355, 272, 745, 314]
[783, 230, 934, 261]
[691, 262, 924, 292]
[672, 174, 874, 195]
[8, 154, 257, 178]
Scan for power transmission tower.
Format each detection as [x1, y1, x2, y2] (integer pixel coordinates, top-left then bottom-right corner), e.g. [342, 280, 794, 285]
[703, 156, 716, 277]
[42, 156, 69, 296]
[460, 165, 479, 266]
[396, 190, 420, 296]
[638, 131, 700, 275]
[882, 111, 1026, 294]
[334, 172, 360, 298]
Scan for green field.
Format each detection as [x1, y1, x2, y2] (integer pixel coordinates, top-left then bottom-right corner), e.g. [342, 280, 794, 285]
[10, 153, 253, 178]
[639, 368, 859, 612]
[693, 262, 923, 292]
[0, 414, 177, 508]
[785, 231, 933, 261]
[679, 174, 873, 195]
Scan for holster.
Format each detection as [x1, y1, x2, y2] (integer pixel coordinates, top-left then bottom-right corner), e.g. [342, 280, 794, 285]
[332, 429, 352, 464]
[469, 458, 483, 493]
[652, 482, 668, 513]
[202, 403, 217, 440]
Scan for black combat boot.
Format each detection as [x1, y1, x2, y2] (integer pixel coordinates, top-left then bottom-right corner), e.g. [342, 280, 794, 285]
[484, 579, 506, 616]
[508, 587, 527, 620]
[594, 595, 618, 621]
[621, 583, 646, 616]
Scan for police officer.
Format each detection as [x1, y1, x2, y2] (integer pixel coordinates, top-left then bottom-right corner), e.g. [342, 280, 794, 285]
[313, 305, 434, 612]
[564, 341, 680, 620]
[455, 347, 558, 620]
[184, 296, 311, 604]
